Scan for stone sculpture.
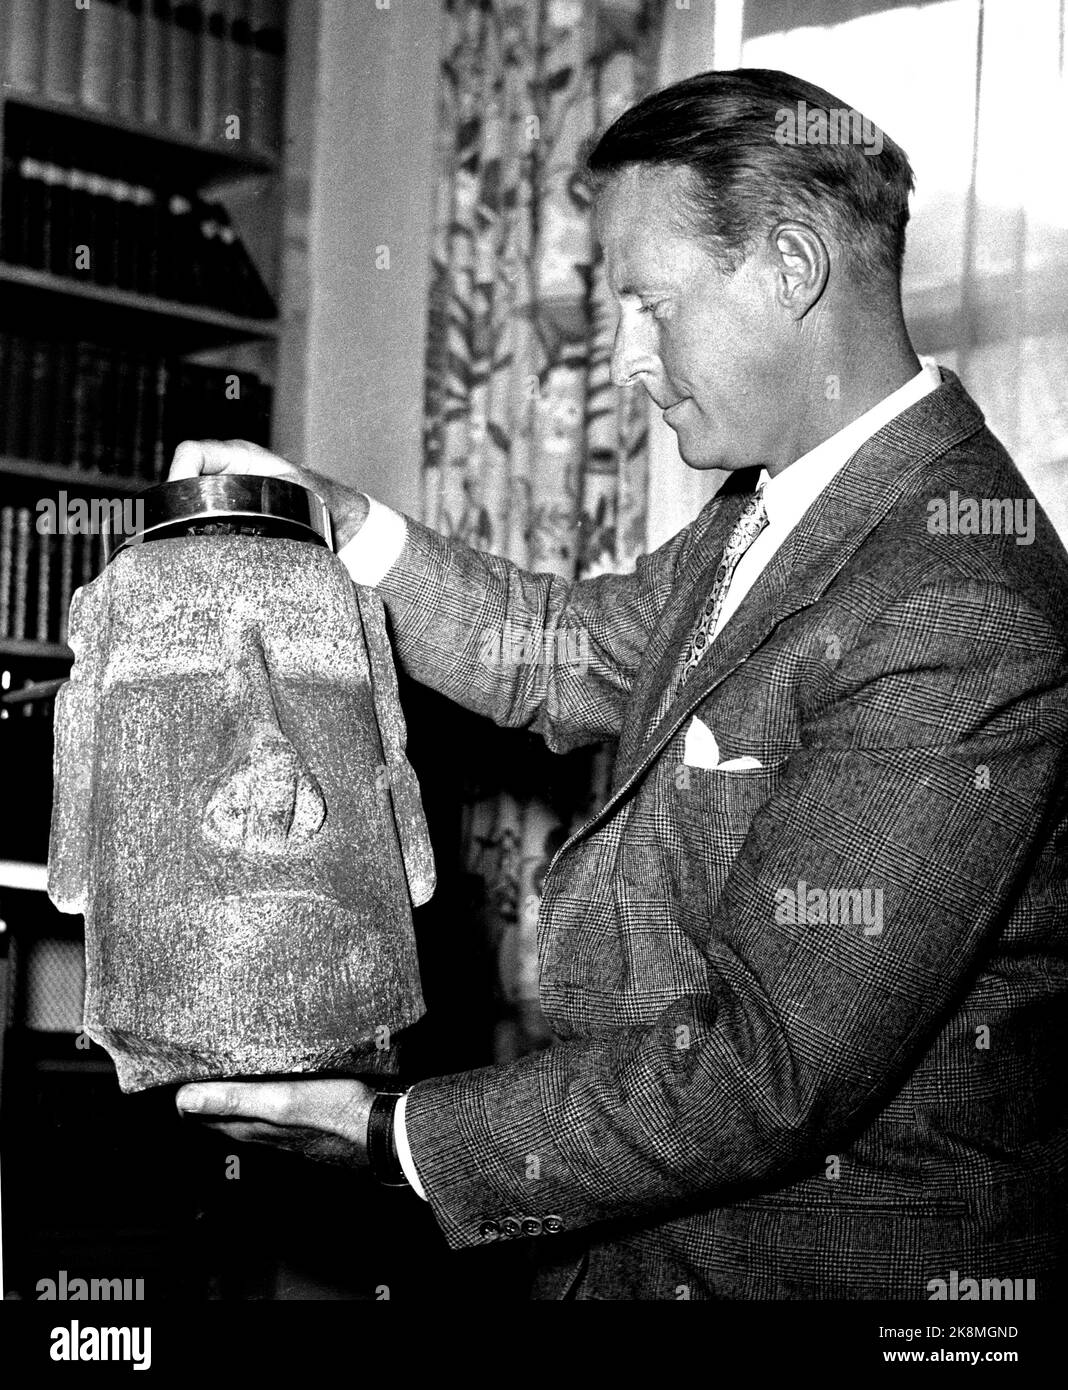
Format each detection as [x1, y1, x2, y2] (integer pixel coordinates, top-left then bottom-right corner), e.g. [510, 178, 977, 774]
[48, 480, 434, 1093]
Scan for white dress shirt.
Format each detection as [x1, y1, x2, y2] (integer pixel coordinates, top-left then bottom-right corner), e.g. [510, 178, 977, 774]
[337, 358, 943, 1198]
[711, 361, 941, 638]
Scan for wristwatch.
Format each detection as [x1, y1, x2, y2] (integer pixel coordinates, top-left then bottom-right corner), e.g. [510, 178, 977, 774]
[366, 1089, 409, 1187]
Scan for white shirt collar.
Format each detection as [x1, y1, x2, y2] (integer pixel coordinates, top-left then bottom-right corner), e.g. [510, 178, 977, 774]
[756, 359, 942, 529]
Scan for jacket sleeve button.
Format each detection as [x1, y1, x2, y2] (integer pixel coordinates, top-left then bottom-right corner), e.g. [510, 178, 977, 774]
[520, 1217, 542, 1236]
[500, 1217, 521, 1238]
[478, 1220, 501, 1239]
[543, 1215, 564, 1234]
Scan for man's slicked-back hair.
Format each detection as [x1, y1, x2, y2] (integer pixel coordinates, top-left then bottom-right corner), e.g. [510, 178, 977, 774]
[585, 68, 915, 290]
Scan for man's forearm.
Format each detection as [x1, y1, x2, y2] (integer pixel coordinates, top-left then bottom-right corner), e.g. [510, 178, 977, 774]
[336, 496, 695, 753]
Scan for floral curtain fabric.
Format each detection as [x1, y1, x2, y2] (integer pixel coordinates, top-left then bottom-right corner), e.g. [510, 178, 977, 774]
[422, 0, 663, 1057]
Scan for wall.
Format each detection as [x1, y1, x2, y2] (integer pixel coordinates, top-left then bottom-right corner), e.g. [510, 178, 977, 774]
[276, 0, 443, 516]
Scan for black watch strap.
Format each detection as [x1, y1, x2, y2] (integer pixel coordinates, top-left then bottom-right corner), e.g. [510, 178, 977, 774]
[367, 1089, 409, 1187]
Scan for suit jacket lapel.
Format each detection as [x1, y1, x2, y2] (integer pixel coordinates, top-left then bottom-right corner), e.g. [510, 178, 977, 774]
[611, 476, 754, 787]
[610, 368, 987, 793]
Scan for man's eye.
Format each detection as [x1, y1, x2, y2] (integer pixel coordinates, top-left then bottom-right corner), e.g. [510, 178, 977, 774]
[639, 301, 668, 319]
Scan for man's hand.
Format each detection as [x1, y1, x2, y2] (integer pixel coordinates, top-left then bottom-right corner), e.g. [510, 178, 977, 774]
[168, 439, 370, 549]
[175, 1078, 376, 1168]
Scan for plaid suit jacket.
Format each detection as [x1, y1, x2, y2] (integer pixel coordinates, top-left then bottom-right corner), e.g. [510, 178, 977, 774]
[376, 369, 1068, 1299]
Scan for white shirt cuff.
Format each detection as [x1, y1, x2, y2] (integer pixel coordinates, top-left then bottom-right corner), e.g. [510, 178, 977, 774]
[394, 1091, 427, 1199]
[337, 494, 408, 587]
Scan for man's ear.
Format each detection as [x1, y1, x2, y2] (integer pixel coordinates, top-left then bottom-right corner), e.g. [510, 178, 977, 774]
[769, 221, 829, 319]
[48, 580, 107, 916]
[352, 583, 437, 909]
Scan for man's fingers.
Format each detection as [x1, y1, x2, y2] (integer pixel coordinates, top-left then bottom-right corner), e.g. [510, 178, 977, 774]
[167, 438, 292, 482]
[175, 1081, 297, 1124]
[168, 439, 226, 480]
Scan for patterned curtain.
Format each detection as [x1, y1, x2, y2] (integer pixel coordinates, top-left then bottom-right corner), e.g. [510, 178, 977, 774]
[422, 0, 663, 1059]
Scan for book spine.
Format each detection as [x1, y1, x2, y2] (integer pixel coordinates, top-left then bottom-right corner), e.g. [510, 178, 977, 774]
[141, 0, 170, 127]
[128, 352, 151, 479]
[0, 333, 8, 438]
[48, 337, 76, 467]
[199, 5, 226, 144]
[1, 149, 25, 265]
[36, 529, 53, 643]
[43, 0, 85, 105]
[257, 376, 272, 448]
[79, 524, 96, 587]
[110, 349, 135, 475]
[193, 199, 221, 307]
[130, 183, 159, 295]
[45, 161, 72, 276]
[26, 339, 56, 465]
[3, 335, 31, 458]
[70, 341, 102, 470]
[85, 173, 117, 286]
[91, 345, 118, 472]
[112, 179, 138, 291]
[222, 0, 252, 149]
[58, 530, 75, 643]
[81, 0, 119, 113]
[114, 0, 142, 122]
[247, 0, 285, 158]
[0, 508, 14, 641]
[150, 358, 169, 480]
[12, 510, 32, 642]
[167, 2, 202, 136]
[17, 155, 48, 271]
[66, 167, 92, 278]
[4, 0, 44, 96]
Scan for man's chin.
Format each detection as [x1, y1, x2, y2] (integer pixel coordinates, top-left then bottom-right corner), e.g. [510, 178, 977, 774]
[674, 432, 726, 471]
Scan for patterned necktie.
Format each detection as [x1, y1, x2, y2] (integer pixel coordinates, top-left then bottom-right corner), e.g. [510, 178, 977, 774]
[681, 487, 768, 679]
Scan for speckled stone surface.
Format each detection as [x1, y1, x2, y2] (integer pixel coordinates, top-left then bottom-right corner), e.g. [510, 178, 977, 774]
[48, 536, 435, 1093]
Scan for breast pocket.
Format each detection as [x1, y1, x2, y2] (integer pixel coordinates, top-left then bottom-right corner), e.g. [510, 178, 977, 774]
[669, 760, 787, 914]
[678, 759, 786, 822]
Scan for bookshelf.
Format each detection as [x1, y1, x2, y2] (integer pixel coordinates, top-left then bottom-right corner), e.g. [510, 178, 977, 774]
[0, 261, 281, 349]
[0, 1, 286, 674]
[5, 87, 279, 179]
[0, 456, 148, 494]
[0, 0, 292, 1303]
[0, 639, 72, 661]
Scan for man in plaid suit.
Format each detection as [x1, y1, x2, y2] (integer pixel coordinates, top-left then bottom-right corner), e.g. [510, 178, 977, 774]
[175, 70, 1068, 1299]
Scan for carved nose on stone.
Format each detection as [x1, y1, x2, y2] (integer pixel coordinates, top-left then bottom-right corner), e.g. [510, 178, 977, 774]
[201, 720, 327, 854]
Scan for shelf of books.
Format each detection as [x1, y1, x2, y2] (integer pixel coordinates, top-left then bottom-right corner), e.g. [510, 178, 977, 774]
[0, 0, 286, 706]
[0, 2, 291, 1295]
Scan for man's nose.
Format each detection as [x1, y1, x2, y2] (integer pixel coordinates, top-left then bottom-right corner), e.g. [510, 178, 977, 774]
[610, 310, 659, 389]
[200, 624, 327, 854]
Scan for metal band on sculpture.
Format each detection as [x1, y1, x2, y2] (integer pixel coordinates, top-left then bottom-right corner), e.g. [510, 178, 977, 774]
[106, 476, 335, 561]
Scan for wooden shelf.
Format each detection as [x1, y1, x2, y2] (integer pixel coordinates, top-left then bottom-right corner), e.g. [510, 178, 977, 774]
[0, 457, 152, 493]
[0, 262, 279, 350]
[1, 88, 279, 183]
[0, 639, 73, 661]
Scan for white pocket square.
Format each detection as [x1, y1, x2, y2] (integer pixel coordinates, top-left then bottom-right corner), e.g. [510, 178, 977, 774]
[683, 716, 763, 771]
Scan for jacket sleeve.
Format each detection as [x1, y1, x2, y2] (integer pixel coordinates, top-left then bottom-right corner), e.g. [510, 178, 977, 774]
[372, 514, 705, 753]
[400, 577, 1068, 1249]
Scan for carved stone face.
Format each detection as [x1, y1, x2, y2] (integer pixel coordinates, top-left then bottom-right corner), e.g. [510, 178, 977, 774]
[49, 536, 435, 1092]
